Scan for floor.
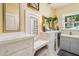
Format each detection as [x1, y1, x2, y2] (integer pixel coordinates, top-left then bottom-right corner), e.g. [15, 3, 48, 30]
[34, 45, 59, 56]
[34, 46, 48, 56]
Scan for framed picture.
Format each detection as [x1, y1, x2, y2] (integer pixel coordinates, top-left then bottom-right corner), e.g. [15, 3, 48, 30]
[27, 3, 39, 11]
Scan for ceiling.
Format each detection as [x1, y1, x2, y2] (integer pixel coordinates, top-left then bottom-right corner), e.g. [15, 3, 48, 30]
[48, 3, 71, 8]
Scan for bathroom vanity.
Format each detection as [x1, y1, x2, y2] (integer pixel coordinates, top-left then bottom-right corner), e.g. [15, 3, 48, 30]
[0, 32, 34, 56]
[60, 34, 79, 55]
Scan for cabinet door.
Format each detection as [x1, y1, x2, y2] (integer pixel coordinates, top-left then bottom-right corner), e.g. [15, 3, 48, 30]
[70, 37, 79, 55]
[60, 36, 70, 51]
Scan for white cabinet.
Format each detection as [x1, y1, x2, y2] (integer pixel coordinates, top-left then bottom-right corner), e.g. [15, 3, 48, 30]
[60, 34, 79, 55]
[60, 36, 71, 51]
[70, 37, 79, 55]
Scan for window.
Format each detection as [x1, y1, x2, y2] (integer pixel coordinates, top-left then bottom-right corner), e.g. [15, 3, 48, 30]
[65, 14, 79, 29]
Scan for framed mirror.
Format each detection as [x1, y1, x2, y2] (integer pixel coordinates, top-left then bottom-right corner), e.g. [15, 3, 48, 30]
[3, 3, 20, 32]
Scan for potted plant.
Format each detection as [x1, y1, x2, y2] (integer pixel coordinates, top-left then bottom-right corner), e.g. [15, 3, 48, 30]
[45, 17, 51, 29]
[49, 16, 58, 30]
[45, 16, 58, 30]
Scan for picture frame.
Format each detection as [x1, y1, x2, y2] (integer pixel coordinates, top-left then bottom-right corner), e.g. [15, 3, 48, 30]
[27, 3, 39, 11]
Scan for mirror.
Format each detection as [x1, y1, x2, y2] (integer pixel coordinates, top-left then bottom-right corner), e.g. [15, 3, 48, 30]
[3, 3, 20, 32]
